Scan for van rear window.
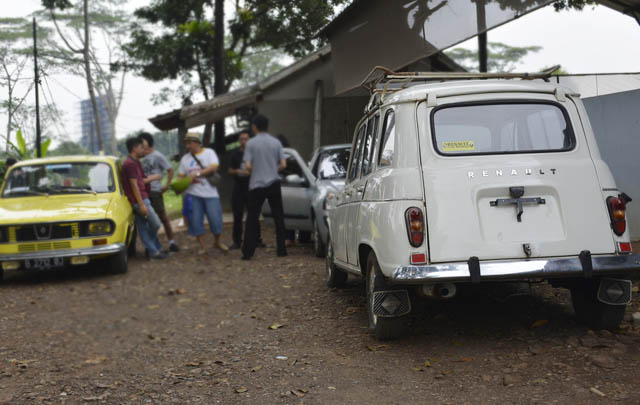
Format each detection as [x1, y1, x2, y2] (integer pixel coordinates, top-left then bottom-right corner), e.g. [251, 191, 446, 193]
[432, 102, 575, 155]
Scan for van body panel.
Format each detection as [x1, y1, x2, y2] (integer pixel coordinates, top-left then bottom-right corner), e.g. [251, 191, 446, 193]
[417, 94, 616, 263]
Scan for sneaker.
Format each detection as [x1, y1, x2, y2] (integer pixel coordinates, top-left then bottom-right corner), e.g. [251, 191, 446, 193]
[169, 243, 180, 252]
[197, 248, 208, 256]
[151, 252, 168, 260]
[215, 242, 229, 252]
[229, 243, 241, 250]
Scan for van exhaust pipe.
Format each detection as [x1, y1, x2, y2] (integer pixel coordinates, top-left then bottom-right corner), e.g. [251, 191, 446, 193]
[421, 283, 457, 300]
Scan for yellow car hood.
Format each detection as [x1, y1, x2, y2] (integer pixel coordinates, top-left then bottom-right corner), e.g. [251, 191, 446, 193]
[0, 195, 114, 225]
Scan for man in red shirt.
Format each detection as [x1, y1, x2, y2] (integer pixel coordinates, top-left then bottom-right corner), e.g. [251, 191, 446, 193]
[122, 137, 167, 260]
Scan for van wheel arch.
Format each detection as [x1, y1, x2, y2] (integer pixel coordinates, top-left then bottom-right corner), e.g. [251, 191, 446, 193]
[358, 244, 373, 278]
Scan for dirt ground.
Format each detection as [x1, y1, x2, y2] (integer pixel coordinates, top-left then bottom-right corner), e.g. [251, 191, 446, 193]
[1, 223, 640, 404]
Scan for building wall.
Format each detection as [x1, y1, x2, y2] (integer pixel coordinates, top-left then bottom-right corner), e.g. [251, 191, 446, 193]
[80, 96, 114, 155]
[583, 89, 640, 240]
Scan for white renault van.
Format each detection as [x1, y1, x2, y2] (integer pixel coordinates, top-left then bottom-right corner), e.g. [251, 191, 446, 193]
[325, 70, 639, 340]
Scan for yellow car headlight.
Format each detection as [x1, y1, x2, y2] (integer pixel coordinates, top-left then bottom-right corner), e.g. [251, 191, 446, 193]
[88, 221, 112, 235]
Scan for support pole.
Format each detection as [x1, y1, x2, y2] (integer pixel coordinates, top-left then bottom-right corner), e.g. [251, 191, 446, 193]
[313, 80, 323, 152]
[33, 18, 42, 158]
[475, 0, 488, 73]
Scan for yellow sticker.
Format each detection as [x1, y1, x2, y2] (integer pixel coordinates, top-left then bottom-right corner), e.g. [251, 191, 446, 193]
[442, 140, 475, 152]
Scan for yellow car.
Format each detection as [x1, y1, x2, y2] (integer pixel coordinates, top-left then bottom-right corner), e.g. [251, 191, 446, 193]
[0, 155, 135, 276]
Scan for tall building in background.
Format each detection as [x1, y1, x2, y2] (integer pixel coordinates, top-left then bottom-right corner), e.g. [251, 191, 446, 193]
[80, 95, 113, 154]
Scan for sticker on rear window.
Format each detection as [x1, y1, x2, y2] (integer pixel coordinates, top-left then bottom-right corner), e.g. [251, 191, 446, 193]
[442, 141, 476, 152]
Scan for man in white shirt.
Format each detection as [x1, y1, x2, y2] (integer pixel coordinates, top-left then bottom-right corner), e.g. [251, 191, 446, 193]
[177, 132, 228, 255]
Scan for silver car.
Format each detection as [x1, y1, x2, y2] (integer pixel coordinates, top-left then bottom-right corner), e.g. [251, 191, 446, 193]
[263, 145, 351, 257]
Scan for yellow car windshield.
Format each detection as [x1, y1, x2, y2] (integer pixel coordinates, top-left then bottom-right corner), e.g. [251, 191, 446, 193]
[2, 162, 115, 198]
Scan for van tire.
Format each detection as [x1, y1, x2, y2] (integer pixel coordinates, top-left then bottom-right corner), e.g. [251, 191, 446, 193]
[366, 251, 406, 341]
[127, 225, 137, 258]
[313, 220, 325, 258]
[108, 248, 128, 274]
[570, 280, 625, 330]
[325, 235, 347, 288]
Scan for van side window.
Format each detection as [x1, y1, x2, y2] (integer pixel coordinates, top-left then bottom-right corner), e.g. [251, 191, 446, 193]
[348, 124, 366, 181]
[378, 110, 395, 168]
[361, 113, 379, 176]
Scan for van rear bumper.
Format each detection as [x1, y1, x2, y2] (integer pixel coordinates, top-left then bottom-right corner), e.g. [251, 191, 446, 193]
[391, 254, 640, 284]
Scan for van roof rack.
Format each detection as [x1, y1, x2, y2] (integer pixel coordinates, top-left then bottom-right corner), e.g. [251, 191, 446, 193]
[361, 65, 561, 96]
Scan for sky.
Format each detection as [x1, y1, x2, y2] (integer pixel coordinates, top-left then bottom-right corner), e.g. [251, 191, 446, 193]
[2, 1, 640, 149]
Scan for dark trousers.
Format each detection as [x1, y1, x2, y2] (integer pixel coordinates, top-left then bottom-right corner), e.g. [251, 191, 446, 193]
[242, 181, 286, 258]
[231, 181, 261, 246]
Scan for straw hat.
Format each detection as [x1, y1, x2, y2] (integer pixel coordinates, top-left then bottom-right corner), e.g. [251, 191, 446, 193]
[184, 132, 202, 143]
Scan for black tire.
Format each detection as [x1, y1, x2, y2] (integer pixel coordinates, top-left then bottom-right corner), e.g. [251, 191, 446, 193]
[570, 279, 625, 330]
[298, 231, 312, 243]
[313, 219, 326, 258]
[325, 235, 347, 288]
[127, 225, 137, 258]
[108, 248, 128, 274]
[366, 251, 406, 341]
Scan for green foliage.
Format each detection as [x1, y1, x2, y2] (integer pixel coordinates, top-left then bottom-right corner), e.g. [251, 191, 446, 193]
[125, 0, 346, 102]
[552, 0, 597, 11]
[445, 42, 542, 72]
[48, 141, 90, 156]
[6, 130, 52, 159]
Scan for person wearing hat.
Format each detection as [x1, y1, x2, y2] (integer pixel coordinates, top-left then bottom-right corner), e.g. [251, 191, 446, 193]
[177, 132, 228, 255]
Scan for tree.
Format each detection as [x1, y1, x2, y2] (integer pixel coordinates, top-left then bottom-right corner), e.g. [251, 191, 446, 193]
[0, 17, 62, 152]
[234, 47, 285, 89]
[41, 0, 130, 155]
[48, 140, 90, 156]
[445, 42, 542, 72]
[552, 0, 597, 11]
[124, 0, 346, 155]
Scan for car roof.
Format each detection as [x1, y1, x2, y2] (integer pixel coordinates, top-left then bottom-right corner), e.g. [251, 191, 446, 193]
[383, 79, 578, 105]
[12, 155, 120, 167]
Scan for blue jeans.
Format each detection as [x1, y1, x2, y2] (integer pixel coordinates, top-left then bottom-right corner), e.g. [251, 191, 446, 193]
[133, 198, 163, 255]
[188, 195, 223, 237]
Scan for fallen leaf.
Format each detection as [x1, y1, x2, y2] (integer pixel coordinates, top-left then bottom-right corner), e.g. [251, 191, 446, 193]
[424, 361, 432, 367]
[530, 319, 549, 328]
[185, 361, 201, 367]
[442, 370, 453, 375]
[455, 357, 473, 362]
[195, 324, 205, 329]
[299, 388, 309, 393]
[251, 365, 262, 372]
[327, 386, 336, 390]
[345, 307, 360, 314]
[268, 323, 285, 330]
[590, 387, 606, 397]
[453, 341, 463, 347]
[291, 390, 305, 398]
[282, 285, 292, 289]
[235, 387, 248, 393]
[84, 356, 108, 365]
[177, 298, 191, 304]
[147, 304, 160, 310]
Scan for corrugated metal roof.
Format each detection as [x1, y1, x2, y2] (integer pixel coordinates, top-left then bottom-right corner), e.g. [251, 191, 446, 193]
[598, 0, 640, 16]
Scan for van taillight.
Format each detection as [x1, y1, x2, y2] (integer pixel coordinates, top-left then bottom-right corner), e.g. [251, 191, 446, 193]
[607, 195, 630, 236]
[405, 207, 424, 247]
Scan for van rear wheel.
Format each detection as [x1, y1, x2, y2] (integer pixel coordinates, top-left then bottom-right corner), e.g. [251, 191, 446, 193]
[570, 280, 625, 330]
[366, 252, 407, 341]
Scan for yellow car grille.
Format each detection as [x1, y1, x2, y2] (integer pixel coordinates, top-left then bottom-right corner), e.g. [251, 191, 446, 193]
[17, 242, 72, 252]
